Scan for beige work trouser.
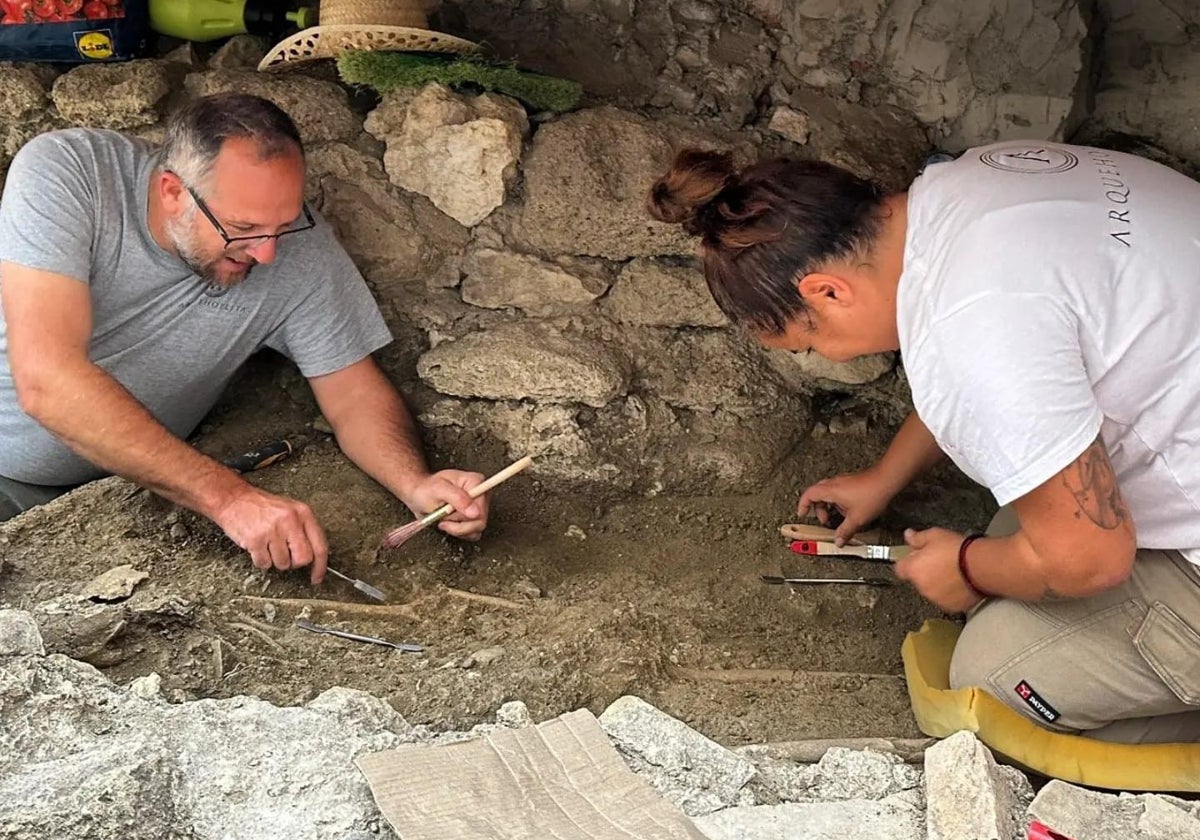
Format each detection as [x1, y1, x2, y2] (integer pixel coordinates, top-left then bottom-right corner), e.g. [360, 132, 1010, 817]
[949, 507, 1200, 744]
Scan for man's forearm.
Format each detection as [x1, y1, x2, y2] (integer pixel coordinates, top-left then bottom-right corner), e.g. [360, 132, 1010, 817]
[874, 412, 945, 495]
[327, 385, 430, 506]
[21, 360, 245, 517]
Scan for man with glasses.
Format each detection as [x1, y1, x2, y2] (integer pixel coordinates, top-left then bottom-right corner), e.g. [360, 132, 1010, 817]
[0, 93, 491, 586]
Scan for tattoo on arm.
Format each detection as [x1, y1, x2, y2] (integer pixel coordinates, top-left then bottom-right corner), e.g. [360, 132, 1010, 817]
[1061, 435, 1130, 530]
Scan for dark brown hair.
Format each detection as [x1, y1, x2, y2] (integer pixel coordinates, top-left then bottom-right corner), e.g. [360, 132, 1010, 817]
[647, 149, 886, 334]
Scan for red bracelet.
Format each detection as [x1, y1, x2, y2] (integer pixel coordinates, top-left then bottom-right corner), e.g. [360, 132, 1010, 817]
[957, 533, 992, 599]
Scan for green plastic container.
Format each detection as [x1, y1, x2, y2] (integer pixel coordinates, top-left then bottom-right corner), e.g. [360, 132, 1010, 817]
[149, 0, 312, 42]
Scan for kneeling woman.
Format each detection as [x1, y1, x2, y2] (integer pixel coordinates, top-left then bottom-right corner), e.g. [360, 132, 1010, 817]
[647, 144, 1200, 744]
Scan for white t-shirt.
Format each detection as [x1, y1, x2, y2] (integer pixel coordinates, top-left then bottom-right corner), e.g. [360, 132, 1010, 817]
[897, 141, 1200, 565]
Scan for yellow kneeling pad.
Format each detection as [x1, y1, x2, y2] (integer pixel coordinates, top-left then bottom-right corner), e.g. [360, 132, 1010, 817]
[901, 619, 1200, 792]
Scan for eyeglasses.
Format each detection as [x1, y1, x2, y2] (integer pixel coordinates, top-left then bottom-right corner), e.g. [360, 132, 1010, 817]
[186, 185, 315, 250]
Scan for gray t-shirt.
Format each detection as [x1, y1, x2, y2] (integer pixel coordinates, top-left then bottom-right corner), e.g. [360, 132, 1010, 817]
[0, 128, 393, 485]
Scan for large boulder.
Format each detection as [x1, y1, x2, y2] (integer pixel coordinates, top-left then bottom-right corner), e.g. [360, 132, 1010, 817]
[365, 83, 529, 228]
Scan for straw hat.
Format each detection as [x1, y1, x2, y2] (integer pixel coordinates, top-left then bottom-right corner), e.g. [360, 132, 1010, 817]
[257, 0, 478, 72]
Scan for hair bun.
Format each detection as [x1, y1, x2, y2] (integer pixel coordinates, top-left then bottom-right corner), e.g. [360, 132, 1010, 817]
[646, 149, 737, 236]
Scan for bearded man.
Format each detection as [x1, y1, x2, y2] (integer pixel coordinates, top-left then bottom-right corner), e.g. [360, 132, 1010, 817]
[0, 93, 491, 584]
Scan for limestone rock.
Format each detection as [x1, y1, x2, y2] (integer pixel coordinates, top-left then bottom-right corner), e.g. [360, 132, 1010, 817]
[1138, 795, 1200, 839]
[305, 142, 468, 290]
[0, 609, 43, 657]
[461, 247, 610, 315]
[422, 392, 804, 495]
[82, 565, 149, 602]
[0, 64, 47, 121]
[495, 700, 533, 728]
[632, 328, 786, 414]
[0, 651, 415, 839]
[51, 60, 173, 130]
[207, 35, 268, 70]
[161, 42, 200, 68]
[768, 105, 810, 145]
[664, 405, 804, 494]
[604, 259, 727, 327]
[925, 731, 1033, 840]
[783, 90, 929, 191]
[417, 323, 631, 408]
[421, 399, 627, 486]
[184, 70, 359, 145]
[365, 83, 529, 227]
[1092, 0, 1200, 168]
[304, 687, 412, 737]
[0, 739, 189, 840]
[517, 106, 755, 259]
[1029, 780, 1200, 840]
[762, 347, 895, 389]
[694, 797, 924, 840]
[33, 596, 126, 663]
[598, 695, 757, 816]
[805, 748, 922, 802]
[776, 0, 1091, 151]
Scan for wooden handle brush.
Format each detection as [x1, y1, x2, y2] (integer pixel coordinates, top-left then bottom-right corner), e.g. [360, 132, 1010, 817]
[381, 455, 534, 549]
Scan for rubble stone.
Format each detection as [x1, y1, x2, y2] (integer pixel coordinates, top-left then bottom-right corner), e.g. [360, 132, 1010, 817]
[0, 64, 47, 121]
[632, 329, 786, 414]
[516, 106, 754, 259]
[776, 0, 1092, 151]
[598, 694, 757, 816]
[762, 347, 895, 389]
[184, 70, 359, 144]
[0, 651, 413, 839]
[0, 609, 43, 657]
[461, 247, 610, 315]
[604, 259, 727, 328]
[694, 795, 923, 840]
[925, 731, 1032, 840]
[417, 323, 631, 407]
[81, 565, 149, 602]
[51, 60, 173, 130]
[365, 83, 529, 227]
[1028, 780, 1198, 840]
[305, 142, 468, 289]
[207, 35, 268, 70]
[1092, 0, 1200, 169]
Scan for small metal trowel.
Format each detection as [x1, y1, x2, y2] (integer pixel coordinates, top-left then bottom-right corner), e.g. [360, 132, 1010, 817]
[761, 575, 894, 587]
[325, 566, 387, 602]
[294, 618, 423, 653]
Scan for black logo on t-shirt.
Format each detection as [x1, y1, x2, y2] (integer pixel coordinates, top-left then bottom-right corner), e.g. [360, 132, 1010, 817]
[981, 146, 1079, 174]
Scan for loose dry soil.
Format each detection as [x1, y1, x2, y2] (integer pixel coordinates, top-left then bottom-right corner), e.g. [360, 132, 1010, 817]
[0, 353, 995, 747]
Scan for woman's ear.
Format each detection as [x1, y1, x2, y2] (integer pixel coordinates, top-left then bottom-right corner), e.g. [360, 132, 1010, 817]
[797, 272, 855, 308]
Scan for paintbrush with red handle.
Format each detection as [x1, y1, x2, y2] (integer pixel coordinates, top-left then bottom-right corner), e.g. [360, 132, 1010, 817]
[380, 455, 534, 550]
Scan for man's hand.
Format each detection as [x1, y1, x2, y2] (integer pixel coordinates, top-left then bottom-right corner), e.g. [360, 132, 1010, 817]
[797, 466, 895, 545]
[894, 527, 981, 613]
[402, 469, 489, 540]
[212, 485, 329, 584]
